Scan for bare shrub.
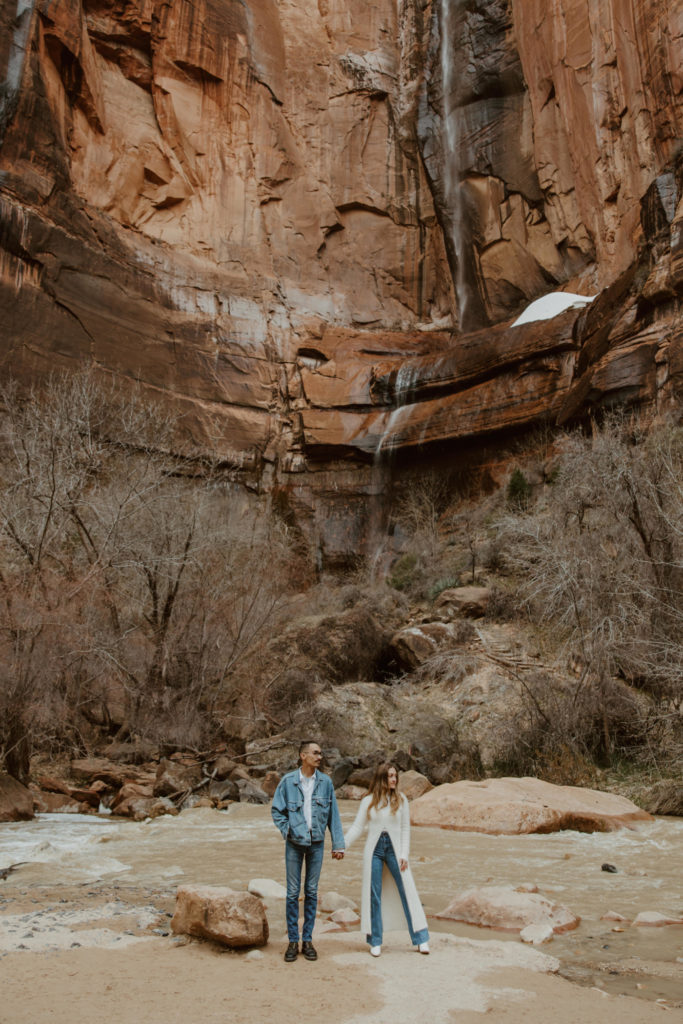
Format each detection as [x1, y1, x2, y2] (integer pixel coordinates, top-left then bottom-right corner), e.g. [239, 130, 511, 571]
[496, 413, 683, 771]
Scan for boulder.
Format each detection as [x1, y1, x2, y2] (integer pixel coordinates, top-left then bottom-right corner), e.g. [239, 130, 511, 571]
[236, 778, 270, 804]
[32, 790, 87, 814]
[319, 891, 358, 913]
[520, 922, 555, 945]
[0, 775, 34, 821]
[410, 777, 653, 834]
[435, 885, 580, 934]
[601, 911, 629, 922]
[171, 885, 269, 947]
[153, 759, 202, 798]
[336, 784, 367, 801]
[248, 878, 287, 900]
[399, 770, 433, 801]
[70, 758, 152, 788]
[389, 622, 471, 672]
[328, 757, 355, 789]
[434, 587, 492, 618]
[36, 774, 101, 809]
[346, 767, 374, 789]
[260, 771, 281, 798]
[330, 907, 360, 925]
[633, 911, 683, 927]
[208, 778, 240, 802]
[112, 784, 178, 820]
[212, 756, 238, 779]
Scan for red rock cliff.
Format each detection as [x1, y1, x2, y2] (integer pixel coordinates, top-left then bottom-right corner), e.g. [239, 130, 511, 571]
[0, 0, 681, 560]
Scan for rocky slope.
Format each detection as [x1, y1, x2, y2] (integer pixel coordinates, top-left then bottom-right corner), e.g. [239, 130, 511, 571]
[1, 0, 681, 561]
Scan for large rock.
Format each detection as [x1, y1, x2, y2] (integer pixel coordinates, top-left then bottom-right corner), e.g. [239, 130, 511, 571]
[236, 779, 270, 805]
[153, 759, 202, 798]
[434, 587, 492, 618]
[0, 775, 35, 822]
[389, 622, 470, 671]
[111, 783, 178, 820]
[410, 777, 653, 834]
[171, 885, 269, 947]
[436, 885, 580, 934]
[399, 770, 433, 801]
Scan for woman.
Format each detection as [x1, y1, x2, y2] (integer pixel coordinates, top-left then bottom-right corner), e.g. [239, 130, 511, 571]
[344, 762, 430, 956]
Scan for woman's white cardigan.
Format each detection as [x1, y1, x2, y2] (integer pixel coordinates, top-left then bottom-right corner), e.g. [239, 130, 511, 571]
[344, 794, 428, 938]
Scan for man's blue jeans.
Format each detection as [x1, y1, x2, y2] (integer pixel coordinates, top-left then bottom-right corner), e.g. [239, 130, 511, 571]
[285, 838, 325, 942]
[368, 831, 429, 947]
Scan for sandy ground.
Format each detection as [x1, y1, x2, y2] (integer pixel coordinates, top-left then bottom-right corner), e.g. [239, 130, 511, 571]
[0, 923, 678, 1024]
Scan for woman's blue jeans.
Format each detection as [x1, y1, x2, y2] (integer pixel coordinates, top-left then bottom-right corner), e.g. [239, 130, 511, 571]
[368, 831, 429, 947]
[285, 838, 325, 942]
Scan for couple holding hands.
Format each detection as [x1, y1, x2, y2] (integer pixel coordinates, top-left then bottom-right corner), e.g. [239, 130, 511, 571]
[271, 740, 430, 962]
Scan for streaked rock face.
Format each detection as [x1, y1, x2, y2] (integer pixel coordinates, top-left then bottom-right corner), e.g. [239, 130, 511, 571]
[1, 0, 681, 560]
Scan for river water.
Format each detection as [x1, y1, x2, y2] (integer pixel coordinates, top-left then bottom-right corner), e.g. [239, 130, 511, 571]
[1, 803, 681, 1003]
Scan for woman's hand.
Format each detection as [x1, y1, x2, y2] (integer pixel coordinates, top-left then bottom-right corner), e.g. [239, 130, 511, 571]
[399, 859, 408, 872]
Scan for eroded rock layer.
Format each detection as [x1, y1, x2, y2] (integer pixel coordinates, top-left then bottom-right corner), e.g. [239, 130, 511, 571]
[1, 0, 681, 560]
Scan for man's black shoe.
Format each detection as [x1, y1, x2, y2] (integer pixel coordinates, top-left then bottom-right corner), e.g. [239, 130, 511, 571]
[302, 941, 318, 961]
[284, 941, 299, 962]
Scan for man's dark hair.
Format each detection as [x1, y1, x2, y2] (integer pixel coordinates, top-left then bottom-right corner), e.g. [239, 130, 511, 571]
[298, 739, 318, 758]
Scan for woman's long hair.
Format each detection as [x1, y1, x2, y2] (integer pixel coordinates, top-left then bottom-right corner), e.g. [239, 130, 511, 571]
[366, 762, 401, 817]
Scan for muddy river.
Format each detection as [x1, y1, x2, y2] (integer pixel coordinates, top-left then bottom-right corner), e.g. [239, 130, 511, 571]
[1, 804, 681, 1004]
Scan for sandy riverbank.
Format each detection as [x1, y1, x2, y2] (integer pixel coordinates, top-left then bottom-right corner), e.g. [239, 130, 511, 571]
[1, 927, 678, 1024]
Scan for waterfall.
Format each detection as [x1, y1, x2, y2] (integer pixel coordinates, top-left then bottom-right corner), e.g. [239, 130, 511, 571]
[439, 0, 469, 329]
[0, 0, 35, 145]
[366, 364, 420, 574]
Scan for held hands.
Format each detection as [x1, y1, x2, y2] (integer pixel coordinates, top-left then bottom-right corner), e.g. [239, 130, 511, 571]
[399, 859, 408, 872]
[331, 850, 345, 860]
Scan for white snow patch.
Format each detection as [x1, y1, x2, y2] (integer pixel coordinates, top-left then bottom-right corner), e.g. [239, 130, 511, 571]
[512, 292, 595, 327]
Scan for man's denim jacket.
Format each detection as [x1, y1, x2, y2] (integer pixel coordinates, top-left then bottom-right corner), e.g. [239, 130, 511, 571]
[271, 769, 345, 849]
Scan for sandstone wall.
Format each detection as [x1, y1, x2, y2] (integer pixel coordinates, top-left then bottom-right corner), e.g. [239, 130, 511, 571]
[0, 0, 681, 562]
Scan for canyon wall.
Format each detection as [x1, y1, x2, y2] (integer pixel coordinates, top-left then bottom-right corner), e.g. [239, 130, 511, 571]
[0, 0, 681, 561]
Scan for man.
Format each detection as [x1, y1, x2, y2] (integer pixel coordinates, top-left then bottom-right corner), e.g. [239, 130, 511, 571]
[271, 740, 345, 962]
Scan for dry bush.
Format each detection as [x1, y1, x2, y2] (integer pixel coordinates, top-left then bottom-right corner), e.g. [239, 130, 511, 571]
[496, 413, 683, 771]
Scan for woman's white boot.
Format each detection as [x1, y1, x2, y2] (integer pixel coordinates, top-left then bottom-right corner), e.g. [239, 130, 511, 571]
[418, 942, 430, 954]
[370, 946, 382, 957]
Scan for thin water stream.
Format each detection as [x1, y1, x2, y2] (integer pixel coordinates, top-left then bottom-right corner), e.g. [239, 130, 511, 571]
[1, 804, 681, 1003]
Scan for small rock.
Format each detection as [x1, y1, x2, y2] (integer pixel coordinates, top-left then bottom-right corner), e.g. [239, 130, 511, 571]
[244, 949, 265, 961]
[329, 907, 360, 925]
[319, 892, 358, 913]
[520, 922, 554, 945]
[633, 911, 683, 927]
[601, 910, 628, 922]
[248, 878, 287, 900]
[316, 920, 343, 934]
[601, 863, 618, 873]
[515, 883, 539, 894]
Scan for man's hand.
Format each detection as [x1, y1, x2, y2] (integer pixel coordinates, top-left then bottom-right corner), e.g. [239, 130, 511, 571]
[331, 850, 344, 860]
[399, 859, 408, 872]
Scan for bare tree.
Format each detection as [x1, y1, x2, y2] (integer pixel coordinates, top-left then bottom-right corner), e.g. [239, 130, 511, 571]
[0, 372, 295, 774]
